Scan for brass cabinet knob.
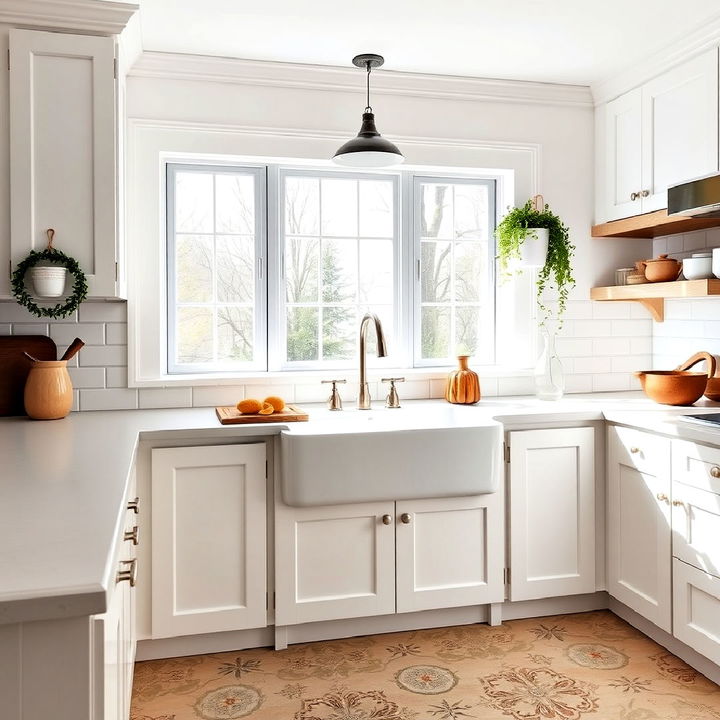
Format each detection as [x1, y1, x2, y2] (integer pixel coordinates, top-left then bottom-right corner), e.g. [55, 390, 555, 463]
[710, 466, 720, 479]
[672, 499, 685, 507]
[656, 493, 669, 503]
[630, 447, 640, 454]
[116, 559, 137, 587]
[630, 192, 640, 201]
[640, 190, 650, 198]
[382, 514, 393, 525]
[400, 513, 412, 524]
[124, 525, 140, 546]
[127, 497, 139, 514]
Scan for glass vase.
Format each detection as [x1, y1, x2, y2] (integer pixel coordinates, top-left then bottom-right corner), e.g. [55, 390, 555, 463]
[534, 329, 564, 401]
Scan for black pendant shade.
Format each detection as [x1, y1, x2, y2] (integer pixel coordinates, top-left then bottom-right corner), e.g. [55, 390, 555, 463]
[333, 54, 404, 168]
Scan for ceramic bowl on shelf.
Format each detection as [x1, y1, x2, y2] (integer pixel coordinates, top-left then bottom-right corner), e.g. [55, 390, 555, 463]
[713, 248, 720, 279]
[683, 253, 713, 280]
[30, 266, 67, 298]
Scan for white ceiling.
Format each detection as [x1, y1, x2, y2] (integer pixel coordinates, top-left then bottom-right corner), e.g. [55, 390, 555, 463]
[136, 0, 720, 86]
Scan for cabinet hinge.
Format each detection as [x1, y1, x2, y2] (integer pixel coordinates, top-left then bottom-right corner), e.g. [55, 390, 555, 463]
[265, 460, 268, 479]
[7, 49, 9, 72]
[504, 443, 511, 464]
[503, 568, 511, 584]
[115, 261, 118, 281]
[8, 259, 11, 279]
[113, 57, 118, 79]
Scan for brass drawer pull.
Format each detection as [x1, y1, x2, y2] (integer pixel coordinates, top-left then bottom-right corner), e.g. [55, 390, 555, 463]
[400, 513, 412, 524]
[630, 447, 640, 454]
[381, 514, 393, 525]
[656, 493, 669, 503]
[116, 559, 137, 587]
[127, 497, 139, 514]
[124, 525, 139, 546]
[710, 466, 720, 479]
[672, 500, 685, 507]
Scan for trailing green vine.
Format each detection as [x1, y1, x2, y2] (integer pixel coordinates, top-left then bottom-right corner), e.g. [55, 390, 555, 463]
[496, 198, 575, 327]
[11, 248, 88, 319]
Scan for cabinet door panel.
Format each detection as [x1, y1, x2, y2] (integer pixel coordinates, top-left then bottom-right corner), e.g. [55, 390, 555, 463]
[151, 444, 266, 638]
[275, 501, 395, 625]
[642, 49, 719, 212]
[509, 427, 595, 601]
[673, 558, 720, 665]
[604, 88, 643, 221]
[607, 426, 671, 632]
[396, 494, 504, 613]
[9, 29, 117, 297]
[672, 481, 720, 577]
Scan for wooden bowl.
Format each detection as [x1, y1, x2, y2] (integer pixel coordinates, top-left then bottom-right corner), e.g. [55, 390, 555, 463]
[636, 351, 716, 406]
[705, 375, 720, 402]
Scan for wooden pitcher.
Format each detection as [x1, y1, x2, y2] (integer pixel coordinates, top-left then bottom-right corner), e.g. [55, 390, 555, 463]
[24, 360, 73, 420]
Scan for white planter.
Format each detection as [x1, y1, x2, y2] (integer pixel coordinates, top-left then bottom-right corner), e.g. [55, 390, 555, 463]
[30, 266, 67, 298]
[519, 228, 549, 268]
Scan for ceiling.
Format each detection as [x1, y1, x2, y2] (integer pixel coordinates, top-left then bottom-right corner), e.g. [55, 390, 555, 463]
[135, 0, 720, 86]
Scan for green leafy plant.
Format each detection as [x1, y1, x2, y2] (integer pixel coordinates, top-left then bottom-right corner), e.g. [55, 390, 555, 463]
[496, 198, 575, 326]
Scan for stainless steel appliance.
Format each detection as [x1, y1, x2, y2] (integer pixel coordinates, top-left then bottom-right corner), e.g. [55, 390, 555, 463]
[668, 174, 720, 217]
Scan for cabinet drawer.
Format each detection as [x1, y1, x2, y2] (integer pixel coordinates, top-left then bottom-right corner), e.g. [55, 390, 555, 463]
[673, 439, 720, 494]
[673, 558, 720, 665]
[609, 425, 670, 477]
[672, 480, 720, 577]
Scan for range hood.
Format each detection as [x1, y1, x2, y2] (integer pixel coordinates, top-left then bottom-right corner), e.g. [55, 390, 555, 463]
[668, 174, 720, 218]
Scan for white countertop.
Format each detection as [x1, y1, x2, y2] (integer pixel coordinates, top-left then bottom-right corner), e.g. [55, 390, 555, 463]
[3, 391, 720, 625]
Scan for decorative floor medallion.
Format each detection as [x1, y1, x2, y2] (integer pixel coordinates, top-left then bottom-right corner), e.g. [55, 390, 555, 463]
[130, 611, 720, 720]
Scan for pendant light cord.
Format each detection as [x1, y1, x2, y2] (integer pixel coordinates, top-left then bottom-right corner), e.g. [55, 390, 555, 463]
[365, 61, 372, 113]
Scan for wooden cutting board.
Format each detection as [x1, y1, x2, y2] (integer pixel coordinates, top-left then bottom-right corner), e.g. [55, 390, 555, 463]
[216, 404, 309, 425]
[0, 335, 57, 416]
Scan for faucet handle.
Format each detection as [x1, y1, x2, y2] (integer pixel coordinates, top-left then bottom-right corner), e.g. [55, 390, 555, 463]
[381, 377, 405, 409]
[321, 379, 346, 411]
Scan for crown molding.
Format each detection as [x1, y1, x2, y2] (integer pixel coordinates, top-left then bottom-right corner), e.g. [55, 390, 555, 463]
[130, 52, 593, 108]
[592, 13, 720, 105]
[0, 0, 138, 35]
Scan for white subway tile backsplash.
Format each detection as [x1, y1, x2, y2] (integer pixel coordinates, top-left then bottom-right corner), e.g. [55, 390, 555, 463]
[79, 388, 138, 411]
[593, 337, 630, 356]
[0, 324, 10, 335]
[0, 303, 77, 322]
[498, 376, 535, 397]
[572, 356, 612, 374]
[479, 377, 499, 397]
[592, 373, 631, 392]
[690, 299, 720, 320]
[13, 323, 49, 336]
[68, 367, 106, 389]
[667, 234, 684, 254]
[610, 319, 653, 337]
[241, 384, 295, 403]
[105, 366, 128, 388]
[50, 322, 104, 346]
[630, 337, 652, 355]
[683, 232, 708, 251]
[138, 387, 193, 409]
[79, 345, 128, 367]
[564, 374, 593, 393]
[396, 379, 430, 400]
[566, 319, 613, 337]
[192, 385, 246, 408]
[105, 323, 127, 345]
[592, 302, 633, 320]
[78, 302, 127, 323]
[611, 355, 651, 373]
[556, 337, 594, 358]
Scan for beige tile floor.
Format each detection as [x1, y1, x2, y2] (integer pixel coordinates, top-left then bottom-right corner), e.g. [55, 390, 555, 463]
[131, 611, 720, 720]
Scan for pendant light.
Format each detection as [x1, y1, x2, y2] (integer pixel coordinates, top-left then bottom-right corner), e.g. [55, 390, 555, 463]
[333, 54, 404, 168]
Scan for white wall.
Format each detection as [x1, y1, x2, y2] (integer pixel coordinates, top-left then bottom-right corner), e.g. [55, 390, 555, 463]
[0, 50, 654, 409]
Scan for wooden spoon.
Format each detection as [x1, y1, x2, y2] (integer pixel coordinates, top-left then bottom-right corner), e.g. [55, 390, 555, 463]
[60, 337, 85, 362]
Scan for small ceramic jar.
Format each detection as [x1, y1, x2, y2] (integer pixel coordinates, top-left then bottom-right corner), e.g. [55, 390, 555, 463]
[640, 254, 682, 282]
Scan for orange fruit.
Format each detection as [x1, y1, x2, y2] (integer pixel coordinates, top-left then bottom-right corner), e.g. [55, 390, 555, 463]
[237, 398, 263, 414]
[264, 395, 286, 412]
[258, 401, 275, 415]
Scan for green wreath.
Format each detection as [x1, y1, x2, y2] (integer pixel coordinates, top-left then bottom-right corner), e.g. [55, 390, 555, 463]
[11, 244, 88, 319]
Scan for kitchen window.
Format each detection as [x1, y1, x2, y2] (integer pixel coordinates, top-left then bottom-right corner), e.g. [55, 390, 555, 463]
[166, 162, 500, 375]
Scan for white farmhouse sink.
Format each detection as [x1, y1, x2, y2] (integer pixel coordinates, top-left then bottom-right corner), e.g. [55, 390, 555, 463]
[280, 409, 502, 507]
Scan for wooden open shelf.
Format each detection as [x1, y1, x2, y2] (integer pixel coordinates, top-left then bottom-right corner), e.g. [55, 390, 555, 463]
[590, 279, 720, 321]
[592, 210, 720, 239]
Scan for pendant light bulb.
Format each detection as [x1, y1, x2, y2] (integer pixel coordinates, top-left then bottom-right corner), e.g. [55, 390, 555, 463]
[333, 54, 404, 168]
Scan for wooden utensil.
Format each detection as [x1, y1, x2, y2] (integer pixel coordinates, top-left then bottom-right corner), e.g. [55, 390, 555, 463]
[216, 405, 309, 424]
[0, 336, 57, 416]
[635, 351, 716, 406]
[61, 337, 84, 362]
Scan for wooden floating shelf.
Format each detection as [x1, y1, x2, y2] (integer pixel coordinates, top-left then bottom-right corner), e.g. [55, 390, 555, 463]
[592, 210, 720, 239]
[590, 279, 720, 322]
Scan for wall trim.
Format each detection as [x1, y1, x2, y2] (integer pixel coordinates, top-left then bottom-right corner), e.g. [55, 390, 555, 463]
[130, 51, 594, 108]
[592, 13, 720, 104]
[0, 0, 138, 35]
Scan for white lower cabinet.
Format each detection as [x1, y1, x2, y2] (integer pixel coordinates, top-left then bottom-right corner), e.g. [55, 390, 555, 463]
[396, 494, 504, 613]
[607, 426, 672, 632]
[275, 494, 504, 625]
[673, 558, 720, 666]
[150, 444, 267, 638]
[508, 427, 596, 601]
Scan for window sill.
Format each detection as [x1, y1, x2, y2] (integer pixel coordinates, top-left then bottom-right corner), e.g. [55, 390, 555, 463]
[129, 365, 534, 388]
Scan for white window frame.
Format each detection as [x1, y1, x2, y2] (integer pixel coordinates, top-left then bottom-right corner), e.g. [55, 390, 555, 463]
[411, 175, 497, 368]
[271, 167, 403, 372]
[166, 162, 268, 374]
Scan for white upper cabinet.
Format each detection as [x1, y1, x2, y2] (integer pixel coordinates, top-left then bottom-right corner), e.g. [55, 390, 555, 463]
[598, 49, 719, 222]
[9, 29, 121, 298]
[508, 427, 596, 602]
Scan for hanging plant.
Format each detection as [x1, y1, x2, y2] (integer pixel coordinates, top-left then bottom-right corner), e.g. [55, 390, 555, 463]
[496, 196, 575, 326]
[11, 229, 88, 319]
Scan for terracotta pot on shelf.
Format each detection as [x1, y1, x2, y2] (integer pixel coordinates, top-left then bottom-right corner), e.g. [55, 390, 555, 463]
[635, 352, 716, 406]
[639, 254, 683, 283]
[24, 360, 73, 420]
